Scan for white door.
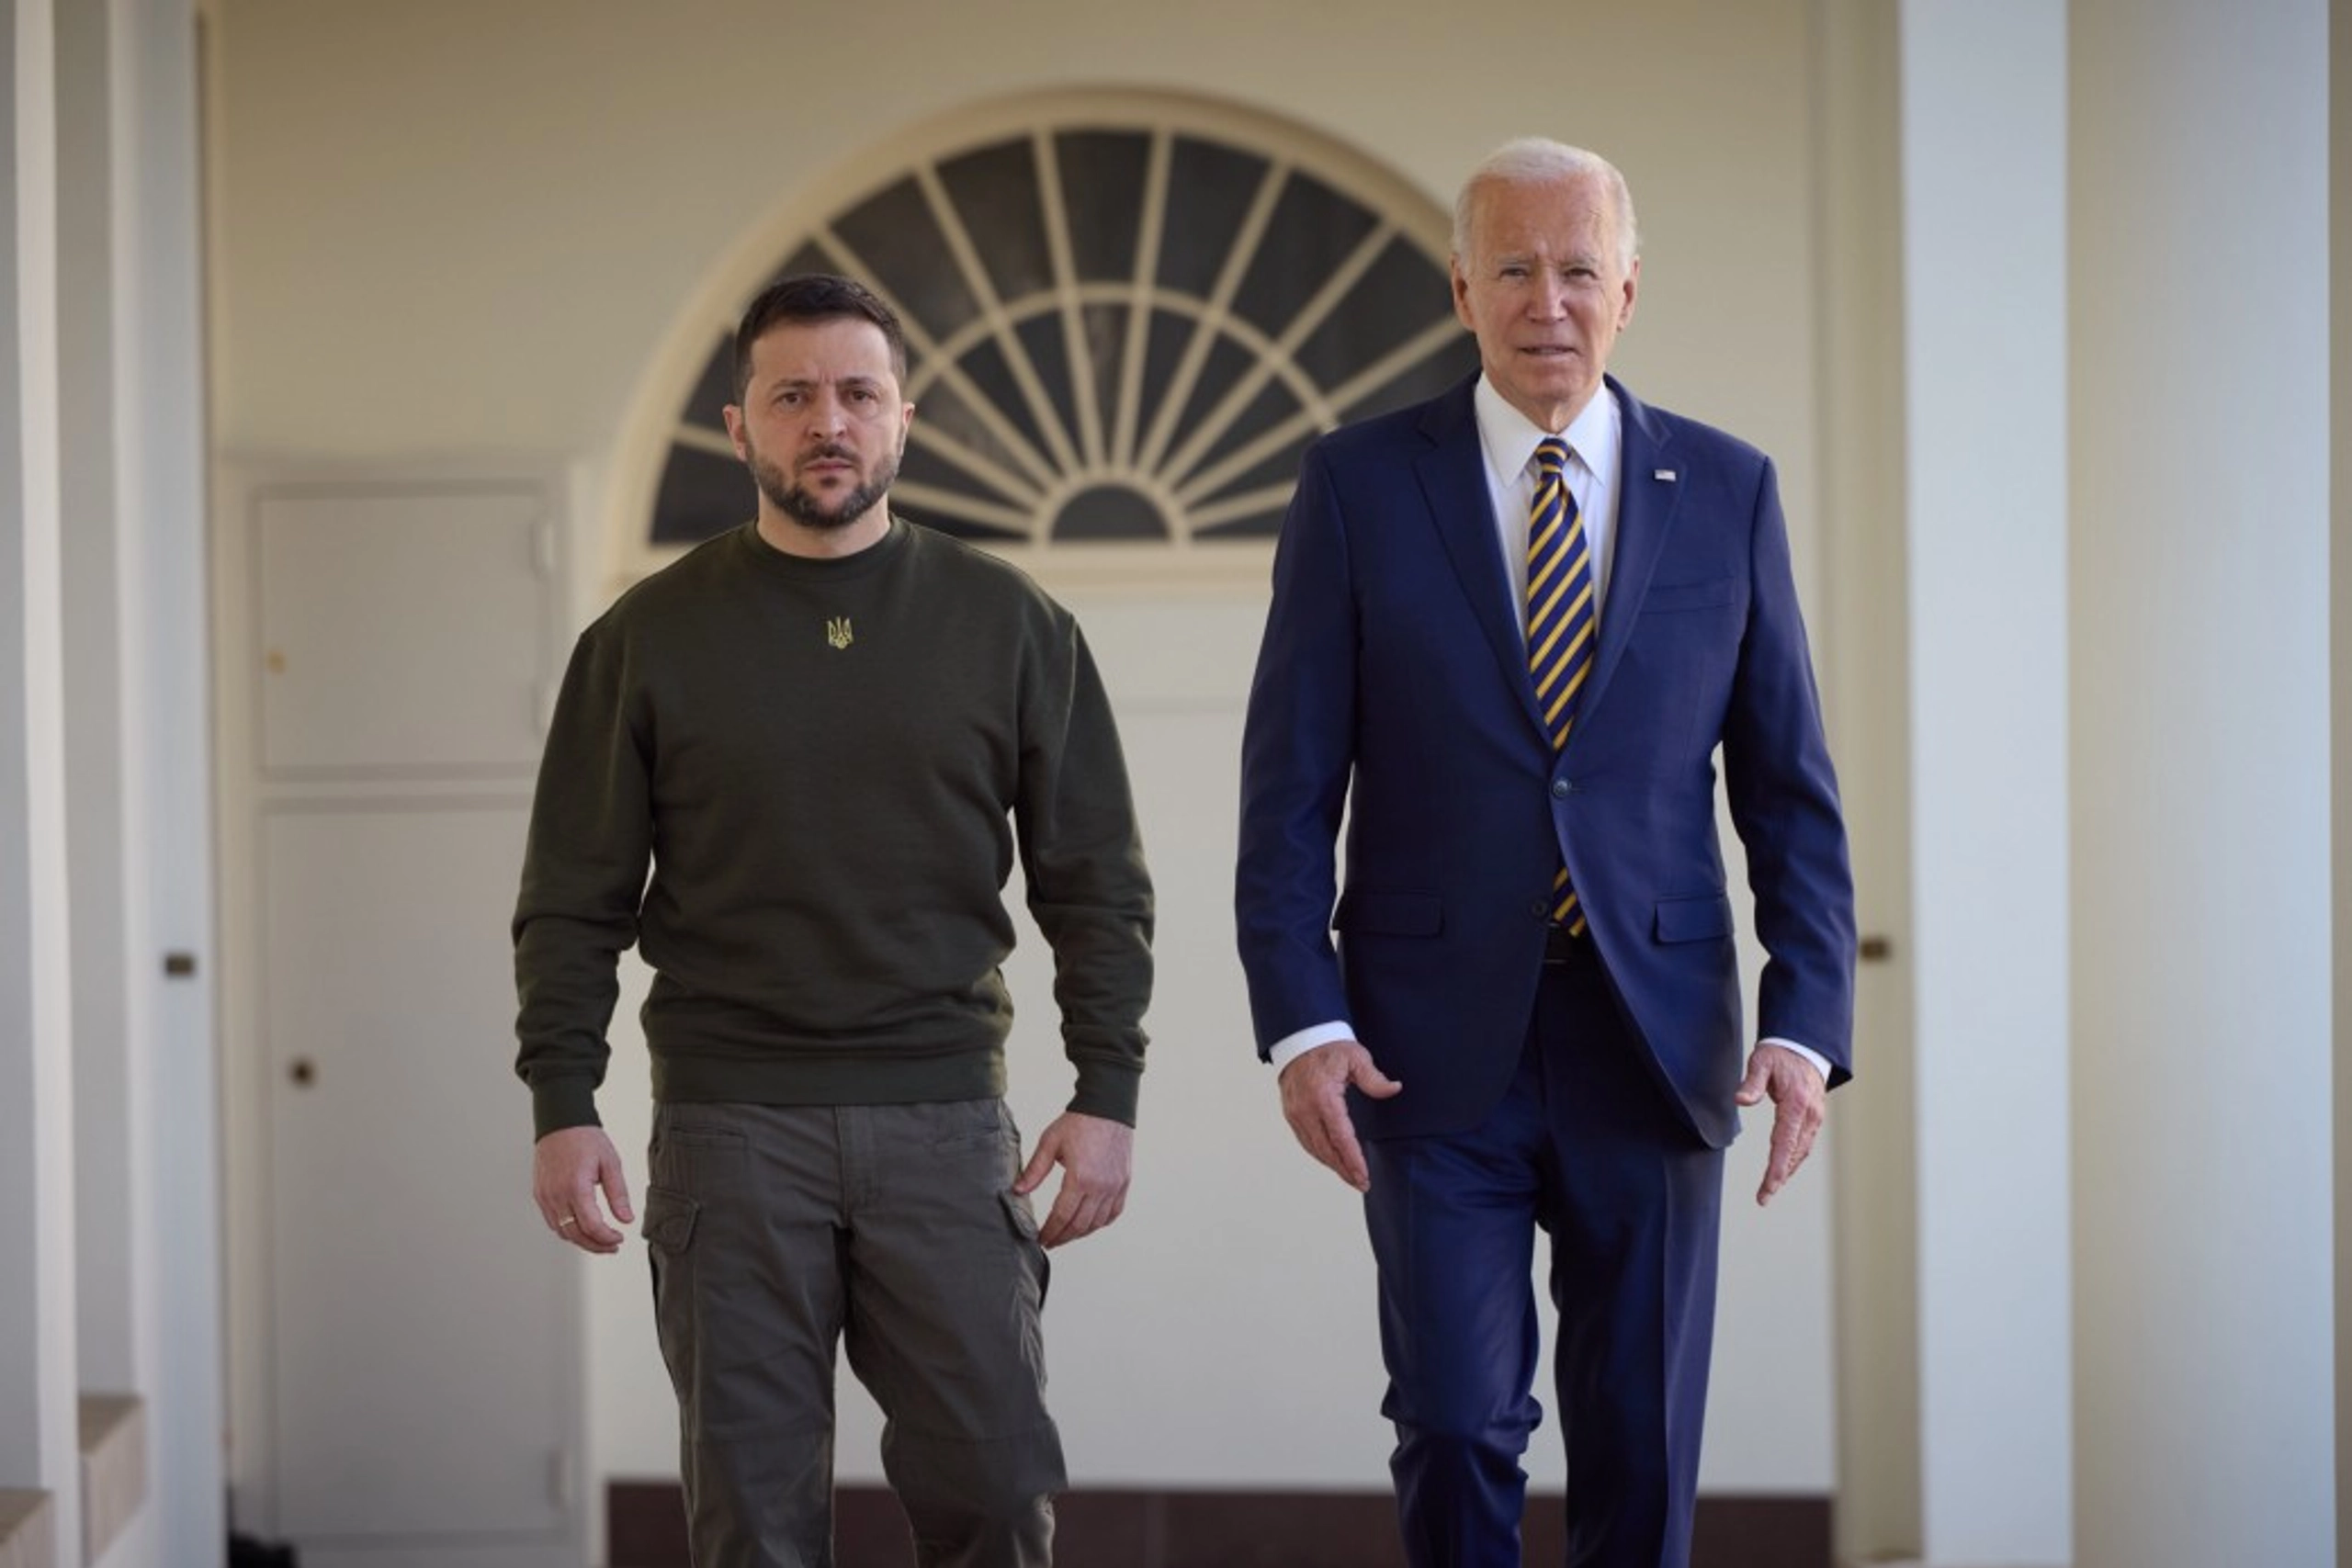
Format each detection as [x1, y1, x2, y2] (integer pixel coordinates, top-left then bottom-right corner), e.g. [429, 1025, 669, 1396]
[235, 481, 580, 1568]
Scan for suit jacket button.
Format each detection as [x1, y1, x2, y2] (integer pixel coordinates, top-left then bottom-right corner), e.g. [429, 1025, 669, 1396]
[1551, 778, 1571, 798]
[1529, 899, 1548, 919]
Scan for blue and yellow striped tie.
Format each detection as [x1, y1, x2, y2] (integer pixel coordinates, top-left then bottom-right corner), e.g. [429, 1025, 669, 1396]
[1527, 436, 1596, 936]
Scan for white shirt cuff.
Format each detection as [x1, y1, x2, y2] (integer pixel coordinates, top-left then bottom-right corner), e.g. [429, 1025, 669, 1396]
[1760, 1036, 1832, 1082]
[1267, 1020, 1356, 1074]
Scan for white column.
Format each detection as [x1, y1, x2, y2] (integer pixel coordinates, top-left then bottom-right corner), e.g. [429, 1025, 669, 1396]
[111, 0, 225, 1557]
[0, 0, 85, 1558]
[1897, 2, 2073, 1561]
[1826, 6, 2072, 1560]
[62, 0, 138, 1405]
[2335, 2, 2352, 1556]
[2071, 3, 2335, 1565]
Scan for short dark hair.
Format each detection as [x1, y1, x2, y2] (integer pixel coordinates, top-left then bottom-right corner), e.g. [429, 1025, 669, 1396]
[730, 273, 909, 401]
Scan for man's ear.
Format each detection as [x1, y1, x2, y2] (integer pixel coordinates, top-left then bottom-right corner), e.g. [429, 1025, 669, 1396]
[1449, 256, 1476, 332]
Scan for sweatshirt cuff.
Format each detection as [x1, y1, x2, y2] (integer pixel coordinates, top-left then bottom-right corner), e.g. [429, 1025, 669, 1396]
[1068, 1057, 1143, 1127]
[530, 1076, 604, 1141]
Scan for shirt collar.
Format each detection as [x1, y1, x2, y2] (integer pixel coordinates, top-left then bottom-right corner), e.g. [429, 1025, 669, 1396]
[1472, 375, 1623, 490]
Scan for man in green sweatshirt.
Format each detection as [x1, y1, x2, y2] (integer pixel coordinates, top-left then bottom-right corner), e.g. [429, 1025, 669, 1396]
[513, 273, 1153, 1568]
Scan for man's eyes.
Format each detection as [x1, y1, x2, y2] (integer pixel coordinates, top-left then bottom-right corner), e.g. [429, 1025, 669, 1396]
[770, 386, 884, 407]
[1494, 267, 1598, 285]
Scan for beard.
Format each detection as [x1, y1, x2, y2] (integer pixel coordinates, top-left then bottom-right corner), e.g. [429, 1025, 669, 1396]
[749, 441, 900, 532]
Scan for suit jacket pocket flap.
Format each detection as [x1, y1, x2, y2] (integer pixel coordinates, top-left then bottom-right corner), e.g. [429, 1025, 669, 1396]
[1654, 893, 1735, 942]
[1639, 577, 1737, 614]
[1333, 890, 1443, 936]
[641, 1185, 700, 1254]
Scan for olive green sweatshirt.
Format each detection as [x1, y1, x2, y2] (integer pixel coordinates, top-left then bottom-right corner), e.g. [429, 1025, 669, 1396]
[513, 517, 1152, 1139]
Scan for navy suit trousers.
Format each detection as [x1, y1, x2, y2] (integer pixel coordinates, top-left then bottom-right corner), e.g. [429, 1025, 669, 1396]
[1362, 937, 1725, 1568]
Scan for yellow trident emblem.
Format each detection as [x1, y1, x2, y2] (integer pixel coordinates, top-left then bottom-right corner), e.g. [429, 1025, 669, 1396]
[825, 616, 854, 650]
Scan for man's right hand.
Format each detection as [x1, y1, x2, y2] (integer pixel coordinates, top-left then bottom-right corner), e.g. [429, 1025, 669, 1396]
[532, 1125, 636, 1255]
[1278, 1040, 1402, 1193]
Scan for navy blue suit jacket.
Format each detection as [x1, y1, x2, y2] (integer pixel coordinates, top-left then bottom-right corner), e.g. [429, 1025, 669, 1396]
[1236, 374, 1854, 1148]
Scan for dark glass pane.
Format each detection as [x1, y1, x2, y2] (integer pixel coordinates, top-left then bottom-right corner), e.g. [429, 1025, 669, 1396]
[953, 336, 1054, 470]
[1193, 425, 1312, 502]
[1187, 377, 1302, 479]
[1082, 303, 1127, 440]
[1155, 137, 1271, 299]
[1012, 310, 1079, 452]
[1291, 236, 1453, 387]
[1166, 333, 1257, 457]
[899, 433, 1020, 506]
[1338, 333, 1480, 422]
[681, 339, 734, 431]
[1135, 307, 1195, 444]
[831, 175, 980, 341]
[1055, 130, 1149, 281]
[938, 138, 1053, 303]
[650, 445, 749, 546]
[1229, 177, 1378, 340]
[907, 376, 1040, 490]
[1196, 505, 1288, 539]
[1054, 485, 1168, 540]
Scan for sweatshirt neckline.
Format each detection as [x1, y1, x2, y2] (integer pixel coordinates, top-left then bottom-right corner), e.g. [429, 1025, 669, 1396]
[737, 515, 911, 581]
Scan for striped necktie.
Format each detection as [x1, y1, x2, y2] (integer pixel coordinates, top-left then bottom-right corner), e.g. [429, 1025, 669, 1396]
[1526, 435, 1596, 936]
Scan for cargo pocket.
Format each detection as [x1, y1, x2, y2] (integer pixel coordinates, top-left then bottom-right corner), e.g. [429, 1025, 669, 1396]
[1000, 1187, 1051, 1314]
[641, 1184, 700, 1404]
[643, 1184, 699, 1251]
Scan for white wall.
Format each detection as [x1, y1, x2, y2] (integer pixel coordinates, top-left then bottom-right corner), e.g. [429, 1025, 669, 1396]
[208, 0, 1846, 1529]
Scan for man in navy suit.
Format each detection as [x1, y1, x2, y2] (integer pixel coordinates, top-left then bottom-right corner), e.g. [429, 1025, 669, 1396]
[1235, 139, 1855, 1567]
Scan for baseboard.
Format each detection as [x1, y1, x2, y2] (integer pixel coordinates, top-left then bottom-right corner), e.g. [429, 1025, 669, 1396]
[608, 1480, 1830, 1567]
[79, 1394, 146, 1565]
[0, 1492, 54, 1568]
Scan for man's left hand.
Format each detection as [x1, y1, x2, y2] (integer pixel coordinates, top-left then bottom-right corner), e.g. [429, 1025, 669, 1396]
[1012, 1111, 1134, 1248]
[1735, 1043, 1826, 1206]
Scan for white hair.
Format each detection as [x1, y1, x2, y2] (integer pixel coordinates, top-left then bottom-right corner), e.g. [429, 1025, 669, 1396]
[1452, 138, 1640, 272]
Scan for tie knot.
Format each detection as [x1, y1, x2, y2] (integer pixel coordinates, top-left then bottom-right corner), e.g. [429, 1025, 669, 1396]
[1534, 437, 1570, 479]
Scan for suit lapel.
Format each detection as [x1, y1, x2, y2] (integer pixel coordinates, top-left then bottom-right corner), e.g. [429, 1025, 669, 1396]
[1412, 379, 1555, 740]
[1577, 378, 1679, 729]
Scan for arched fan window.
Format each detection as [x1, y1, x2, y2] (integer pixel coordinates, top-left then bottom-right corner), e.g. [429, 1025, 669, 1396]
[641, 99, 1475, 567]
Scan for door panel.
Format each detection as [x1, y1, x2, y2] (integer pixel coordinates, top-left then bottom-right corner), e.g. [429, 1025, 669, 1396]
[254, 487, 554, 776]
[263, 802, 570, 1545]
